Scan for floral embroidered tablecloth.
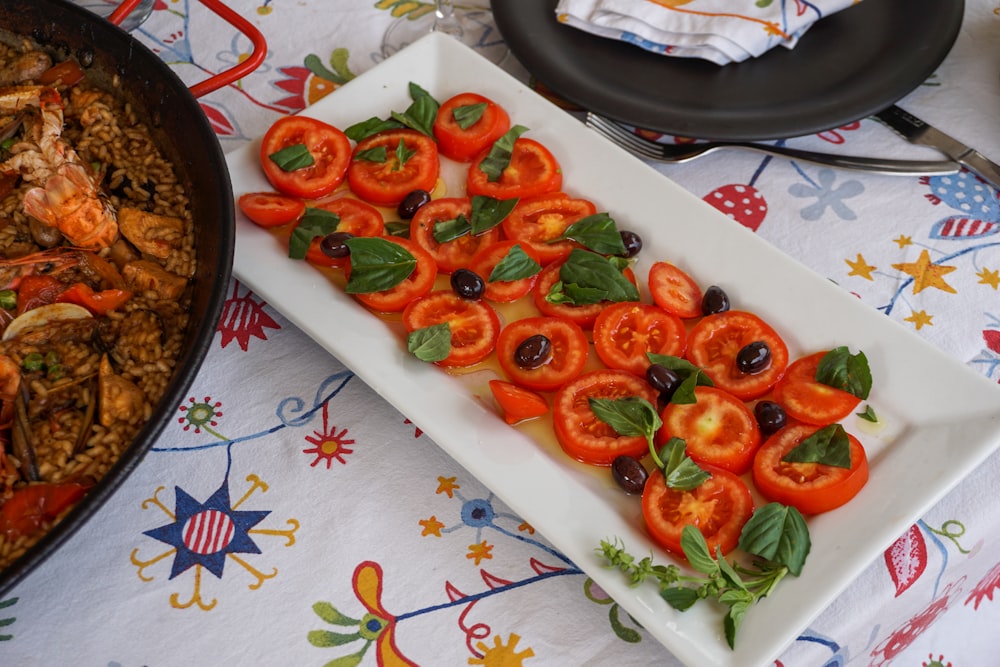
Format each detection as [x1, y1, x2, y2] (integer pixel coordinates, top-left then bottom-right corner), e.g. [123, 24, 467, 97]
[2, 1, 1000, 666]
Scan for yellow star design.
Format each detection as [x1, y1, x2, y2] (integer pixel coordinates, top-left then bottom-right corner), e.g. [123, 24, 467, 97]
[892, 249, 957, 294]
[894, 235, 913, 248]
[845, 253, 876, 280]
[905, 309, 934, 330]
[419, 516, 445, 537]
[978, 267, 1000, 289]
[466, 541, 494, 565]
[435, 476, 460, 497]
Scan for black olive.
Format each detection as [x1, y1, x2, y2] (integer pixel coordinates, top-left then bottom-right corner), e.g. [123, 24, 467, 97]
[514, 334, 552, 370]
[645, 363, 682, 400]
[320, 231, 354, 259]
[736, 341, 771, 374]
[450, 268, 485, 300]
[754, 400, 787, 435]
[397, 189, 432, 219]
[619, 230, 643, 258]
[701, 285, 730, 315]
[611, 455, 648, 495]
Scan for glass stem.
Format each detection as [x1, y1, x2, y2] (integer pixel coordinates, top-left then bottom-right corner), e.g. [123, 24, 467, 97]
[433, 0, 463, 37]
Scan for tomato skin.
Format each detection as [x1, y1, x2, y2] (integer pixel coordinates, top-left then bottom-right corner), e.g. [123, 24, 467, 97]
[642, 465, 754, 558]
[773, 351, 862, 426]
[593, 302, 687, 376]
[753, 422, 869, 515]
[238, 192, 306, 228]
[553, 369, 659, 466]
[466, 137, 563, 200]
[489, 379, 549, 424]
[657, 386, 761, 475]
[685, 310, 789, 401]
[409, 197, 500, 274]
[345, 236, 438, 313]
[57, 283, 132, 316]
[468, 241, 542, 303]
[497, 316, 589, 391]
[402, 290, 500, 367]
[17, 275, 65, 314]
[501, 193, 597, 265]
[648, 262, 704, 319]
[348, 129, 440, 207]
[304, 197, 386, 268]
[433, 93, 512, 162]
[260, 116, 351, 199]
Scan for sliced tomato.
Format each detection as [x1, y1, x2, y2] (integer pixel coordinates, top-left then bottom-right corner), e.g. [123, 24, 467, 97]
[468, 241, 542, 303]
[238, 192, 306, 228]
[593, 302, 687, 376]
[497, 316, 589, 391]
[57, 283, 131, 316]
[501, 193, 596, 265]
[345, 236, 438, 313]
[685, 310, 789, 401]
[17, 275, 65, 314]
[347, 129, 440, 207]
[533, 259, 638, 329]
[648, 261, 704, 319]
[489, 379, 549, 424]
[553, 369, 659, 466]
[752, 422, 869, 515]
[642, 465, 754, 558]
[433, 92, 512, 162]
[402, 290, 500, 367]
[409, 197, 500, 274]
[260, 116, 351, 199]
[305, 197, 387, 268]
[773, 351, 863, 426]
[657, 386, 761, 475]
[466, 137, 562, 200]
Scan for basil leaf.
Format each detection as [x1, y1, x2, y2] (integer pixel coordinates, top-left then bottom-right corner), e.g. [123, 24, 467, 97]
[646, 353, 714, 405]
[782, 423, 852, 468]
[452, 102, 487, 129]
[288, 207, 339, 260]
[856, 404, 878, 422]
[384, 221, 410, 238]
[394, 140, 416, 171]
[737, 502, 810, 576]
[432, 214, 471, 244]
[660, 587, 700, 611]
[724, 601, 751, 650]
[389, 83, 440, 137]
[550, 212, 627, 256]
[343, 237, 417, 294]
[546, 248, 639, 306]
[680, 525, 718, 576]
[344, 116, 403, 142]
[546, 281, 607, 306]
[354, 146, 387, 163]
[815, 346, 872, 399]
[407, 323, 451, 362]
[489, 244, 541, 283]
[588, 396, 661, 439]
[478, 125, 529, 182]
[470, 195, 518, 235]
[269, 143, 314, 171]
[657, 437, 710, 490]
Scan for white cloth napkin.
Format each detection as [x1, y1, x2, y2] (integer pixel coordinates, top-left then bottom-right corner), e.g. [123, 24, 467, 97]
[555, 0, 860, 65]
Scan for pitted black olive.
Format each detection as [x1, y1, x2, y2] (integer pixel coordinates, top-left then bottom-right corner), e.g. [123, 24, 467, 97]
[514, 334, 552, 370]
[701, 285, 730, 315]
[645, 363, 682, 400]
[450, 268, 485, 300]
[754, 400, 787, 435]
[619, 230, 643, 258]
[320, 231, 354, 259]
[397, 189, 432, 219]
[736, 341, 771, 374]
[611, 455, 648, 495]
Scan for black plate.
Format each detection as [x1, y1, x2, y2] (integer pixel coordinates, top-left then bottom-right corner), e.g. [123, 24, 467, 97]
[493, 0, 964, 140]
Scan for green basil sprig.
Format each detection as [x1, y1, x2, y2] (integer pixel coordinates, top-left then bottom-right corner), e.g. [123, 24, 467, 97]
[288, 208, 339, 260]
[389, 82, 439, 137]
[782, 423, 852, 468]
[470, 195, 518, 235]
[343, 237, 417, 294]
[452, 102, 487, 129]
[478, 125, 529, 182]
[489, 244, 541, 283]
[815, 346, 872, 399]
[432, 215, 472, 244]
[550, 212, 627, 256]
[354, 146, 387, 164]
[645, 353, 714, 405]
[545, 248, 639, 306]
[407, 323, 451, 362]
[269, 143, 314, 172]
[344, 117, 404, 142]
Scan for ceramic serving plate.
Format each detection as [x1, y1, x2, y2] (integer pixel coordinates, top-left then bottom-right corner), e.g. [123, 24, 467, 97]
[226, 33, 1000, 667]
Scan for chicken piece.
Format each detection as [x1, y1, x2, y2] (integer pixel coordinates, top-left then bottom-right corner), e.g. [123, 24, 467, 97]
[122, 259, 188, 300]
[0, 51, 52, 86]
[98, 354, 146, 427]
[118, 207, 186, 259]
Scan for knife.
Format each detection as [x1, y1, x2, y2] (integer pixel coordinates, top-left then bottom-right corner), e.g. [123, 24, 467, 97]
[875, 105, 1000, 189]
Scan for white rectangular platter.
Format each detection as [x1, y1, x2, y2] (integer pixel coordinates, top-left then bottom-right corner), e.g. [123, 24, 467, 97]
[226, 33, 1000, 667]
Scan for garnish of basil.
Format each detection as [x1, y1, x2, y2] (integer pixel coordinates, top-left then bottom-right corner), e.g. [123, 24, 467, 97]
[354, 146, 387, 164]
[394, 139, 416, 171]
[432, 215, 471, 244]
[815, 346, 872, 399]
[782, 424, 852, 468]
[856, 404, 878, 422]
[288, 208, 339, 260]
[478, 125, 529, 182]
[343, 237, 417, 294]
[452, 102, 488, 129]
[550, 212, 627, 256]
[645, 353, 714, 405]
[407, 323, 451, 362]
[345, 116, 404, 142]
[489, 244, 541, 283]
[737, 502, 810, 576]
[470, 195, 518, 235]
[384, 221, 411, 238]
[389, 82, 440, 137]
[545, 248, 639, 306]
[657, 436, 711, 491]
[269, 143, 314, 172]
[588, 395, 660, 439]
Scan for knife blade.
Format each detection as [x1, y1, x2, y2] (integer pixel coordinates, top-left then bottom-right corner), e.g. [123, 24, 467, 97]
[875, 105, 1000, 189]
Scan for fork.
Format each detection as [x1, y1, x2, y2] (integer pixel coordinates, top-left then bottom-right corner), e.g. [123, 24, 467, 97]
[585, 112, 959, 176]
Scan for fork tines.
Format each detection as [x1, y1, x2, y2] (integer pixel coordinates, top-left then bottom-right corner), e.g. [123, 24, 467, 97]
[585, 112, 662, 159]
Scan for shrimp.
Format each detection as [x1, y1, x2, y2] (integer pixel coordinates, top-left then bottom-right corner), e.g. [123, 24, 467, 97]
[0, 246, 85, 292]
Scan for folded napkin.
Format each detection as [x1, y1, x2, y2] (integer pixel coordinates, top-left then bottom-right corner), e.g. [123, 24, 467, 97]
[555, 0, 860, 65]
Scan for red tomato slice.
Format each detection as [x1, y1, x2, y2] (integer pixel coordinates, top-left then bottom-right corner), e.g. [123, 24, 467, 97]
[501, 193, 597, 265]
[752, 422, 869, 515]
[497, 316, 589, 391]
[347, 129, 440, 207]
[657, 386, 761, 475]
[642, 465, 754, 558]
[402, 290, 500, 367]
[466, 137, 562, 200]
[409, 197, 500, 274]
[238, 192, 306, 228]
[685, 310, 789, 401]
[773, 351, 862, 426]
[433, 92, 512, 162]
[305, 197, 386, 268]
[648, 261, 704, 319]
[593, 302, 687, 376]
[259, 116, 351, 199]
[553, 369, 659, 466]
[468, 241, 542, 303]
[345, 236, 438, 313]
[489, 379, 549, 424]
